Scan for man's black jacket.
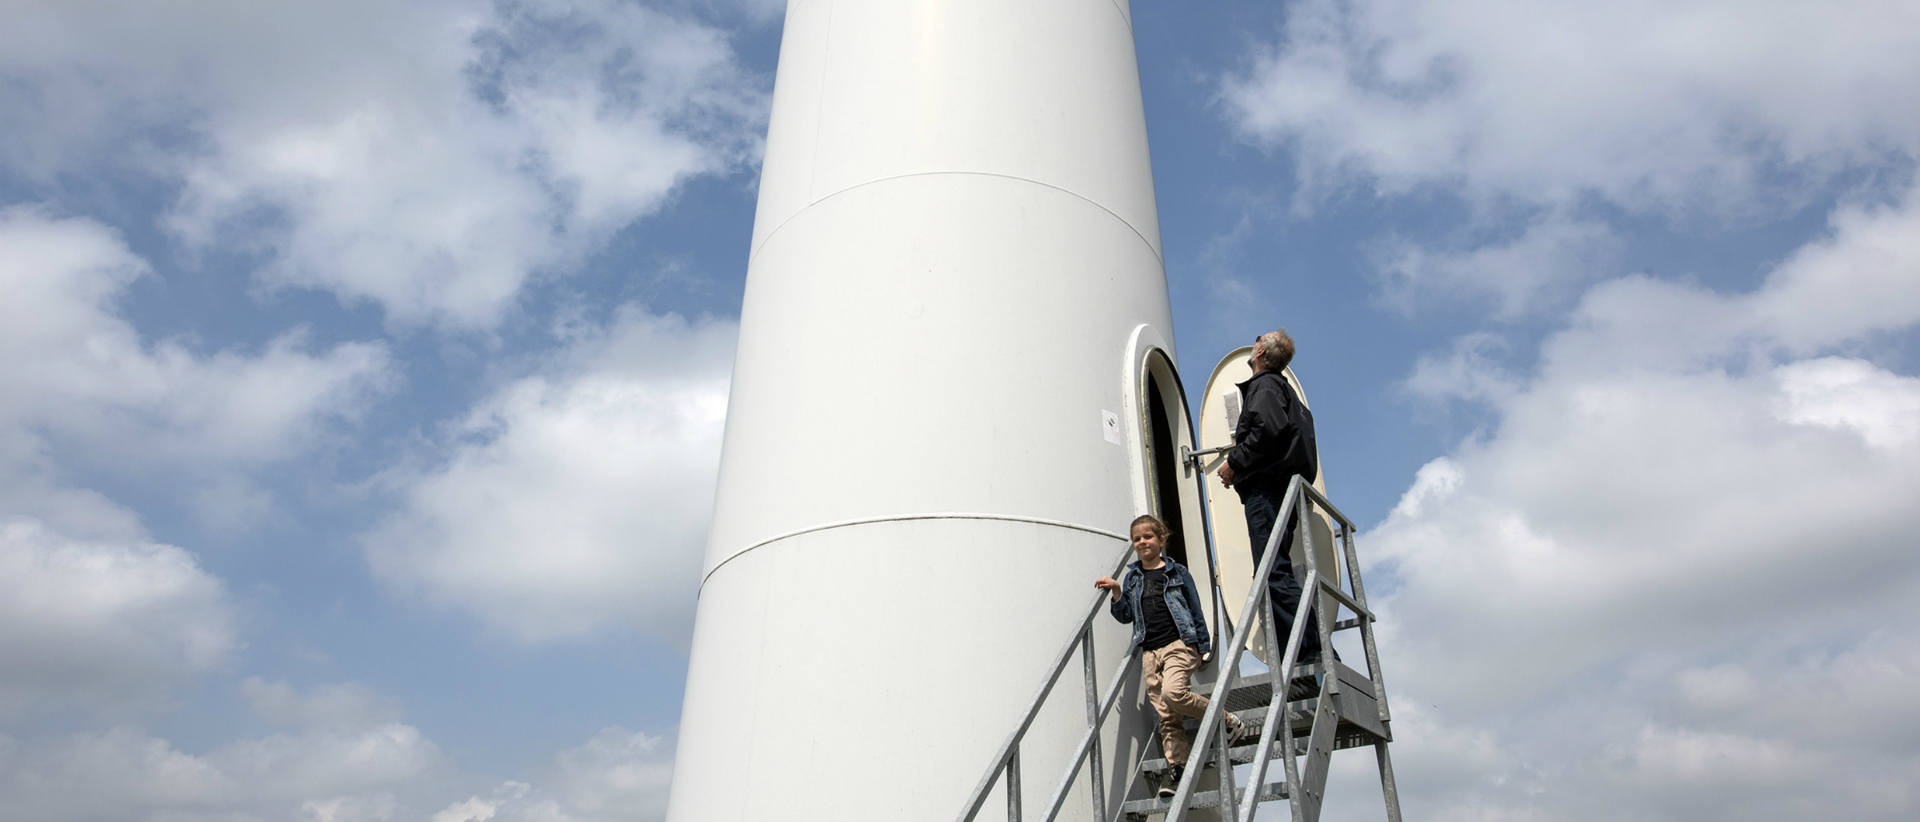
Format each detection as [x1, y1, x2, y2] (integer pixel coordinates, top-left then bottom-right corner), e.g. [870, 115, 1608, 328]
[1227, 369, 1317, 490]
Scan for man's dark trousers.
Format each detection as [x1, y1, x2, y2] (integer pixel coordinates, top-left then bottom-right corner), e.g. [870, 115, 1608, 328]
[1241, 482, 1323, 661]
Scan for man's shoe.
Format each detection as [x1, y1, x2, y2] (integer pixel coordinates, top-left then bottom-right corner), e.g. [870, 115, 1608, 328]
[1158, 764, 1185, 798]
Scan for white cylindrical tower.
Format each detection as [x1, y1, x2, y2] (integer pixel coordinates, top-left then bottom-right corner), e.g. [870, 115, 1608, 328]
[668, 1, 1181, 818]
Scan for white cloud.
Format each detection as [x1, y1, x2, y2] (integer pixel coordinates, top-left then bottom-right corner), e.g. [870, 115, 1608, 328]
[1350, 182, 1920, 820]
[0, 679, 463, 822]
[1377, 213, 1620, 318]
[1213, 0, 1920, 346]
[1402, 333, 1519, 407]
[0, 207, 406, 724]
[1235, 9, 1920, 811]
[1538, 180, 1920, 382]
[1775, 358, 1920, 450]
[0, 518, 235, 716]
[0, 0, 766, 329]
[365, 308, 734, 642]
[210, 724, 443, 810]
[0, 723, 443, 822]
[430, 728, 675, 822]
[0, 682, 671, 822]
[0, 715, 673, 822]
[0, 206, 391, 534]
[547, 728, 675, 822]
[1749, 187, 1920, 351]
[1221, 0, 1920, 214]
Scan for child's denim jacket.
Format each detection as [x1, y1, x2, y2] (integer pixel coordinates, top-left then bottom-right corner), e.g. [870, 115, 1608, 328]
[1109, 558, 1212, 655]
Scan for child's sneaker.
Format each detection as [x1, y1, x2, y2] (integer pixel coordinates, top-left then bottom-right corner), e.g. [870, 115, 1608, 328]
[1158, 764, 1185, 798]
[1226, 712, 1258, 746]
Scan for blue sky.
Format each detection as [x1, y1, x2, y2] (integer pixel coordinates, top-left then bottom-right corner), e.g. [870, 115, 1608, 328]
[3, 1, 1918, 819]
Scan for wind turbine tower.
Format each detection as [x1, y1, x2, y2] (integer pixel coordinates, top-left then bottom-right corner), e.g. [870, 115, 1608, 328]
[671, 1, 1203, 818]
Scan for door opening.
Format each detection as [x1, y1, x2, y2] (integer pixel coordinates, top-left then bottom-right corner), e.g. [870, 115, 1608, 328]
[1145, 371, 1190, 568]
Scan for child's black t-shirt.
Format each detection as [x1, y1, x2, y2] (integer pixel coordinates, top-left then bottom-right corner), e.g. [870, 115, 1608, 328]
[1139, 566, 1181, 651]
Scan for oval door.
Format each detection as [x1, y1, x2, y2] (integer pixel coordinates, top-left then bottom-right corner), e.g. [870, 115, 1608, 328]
[1197, 347, 1340, 663]
[1136, 349, 1220, 643]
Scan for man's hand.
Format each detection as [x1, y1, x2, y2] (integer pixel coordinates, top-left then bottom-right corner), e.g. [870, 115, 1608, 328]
[1217, 461, 1235, 487]
[1094, 576, 1121, 601]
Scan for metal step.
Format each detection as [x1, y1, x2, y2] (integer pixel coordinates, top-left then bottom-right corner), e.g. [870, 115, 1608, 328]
[1179, 701, 1317, 737]
[1193, 668, 1323, 712]
[1121, 779, 1289, 818]
[1139, 736, 1310, 775]
[1195, 661, 1392, 742]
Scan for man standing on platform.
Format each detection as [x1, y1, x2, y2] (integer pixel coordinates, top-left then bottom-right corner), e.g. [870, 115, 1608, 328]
[1216, 329, 1326, 663]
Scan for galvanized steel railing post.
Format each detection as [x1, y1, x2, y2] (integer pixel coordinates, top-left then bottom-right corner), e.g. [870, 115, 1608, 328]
[1006, 749, 1022, 822]
[1081, 629, 1107, 822]
[1375, 739, 1403, 822]
[1307, 498, 1337, 703]
[1039, 644, 1138, 822]
[1217, 702, 1239, 821]
[1339, 525, 1390, 727]
[1335, 510, 1401, 822]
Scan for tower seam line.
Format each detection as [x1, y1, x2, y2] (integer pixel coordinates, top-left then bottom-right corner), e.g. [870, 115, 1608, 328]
[698, 512, 1128, 594]
[748, 170, 1165, 267]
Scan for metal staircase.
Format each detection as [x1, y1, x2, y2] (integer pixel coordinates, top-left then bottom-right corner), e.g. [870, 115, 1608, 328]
[957, 474, 1403, 822]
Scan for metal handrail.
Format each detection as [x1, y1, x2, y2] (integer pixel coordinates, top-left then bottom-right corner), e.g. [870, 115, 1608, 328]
[1165, 475, 1388, 822]
[956, 445, 1246, 822]
[1037, 635, 1138, 821]
[956, 541, 1139, 822]
[1161, 475, 1308, 822]
[958, 473, 1398, 822]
